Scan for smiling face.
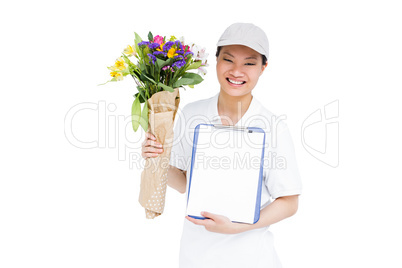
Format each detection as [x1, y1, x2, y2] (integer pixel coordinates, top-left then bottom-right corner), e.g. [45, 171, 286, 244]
[216, 45, 267, 98]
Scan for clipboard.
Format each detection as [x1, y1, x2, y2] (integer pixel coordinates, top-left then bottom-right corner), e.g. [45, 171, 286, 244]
[186, 123, 266, 224]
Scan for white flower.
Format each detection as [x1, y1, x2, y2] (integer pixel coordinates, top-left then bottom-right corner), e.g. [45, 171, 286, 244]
[179, 36, 185, 45]
[191, 45, 209, 64]
[198, 63, 209, 77]
[197, 47, 209, 63]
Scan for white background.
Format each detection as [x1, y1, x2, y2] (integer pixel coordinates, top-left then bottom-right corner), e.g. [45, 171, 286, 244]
[1, 0, 401, 267]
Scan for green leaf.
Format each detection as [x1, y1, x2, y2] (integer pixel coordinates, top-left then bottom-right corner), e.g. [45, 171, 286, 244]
[140, 101, 148, 132]
[121, 53, 131, 64]
[156, 58, 173, 69]
[134, 91, 146, 103]
[141, 73, 157, 84]
[121, 68, 130, 76]
[134, 32, 142, 47]
[131, 95, 141, 132]
[97, 78, 116, 86]
[139, 62, 147, 73]
[158, 82, 174, 92]
[173, 78, 194, 88]
[172, 72, 204, 87]
[148, 31, 153, 42]
[134, 32, 143, 59]
[139, 88, 147, 102]
[181, 72, 203, 85]
[187, 61, 202, 70]
[143, 46, 150, 56]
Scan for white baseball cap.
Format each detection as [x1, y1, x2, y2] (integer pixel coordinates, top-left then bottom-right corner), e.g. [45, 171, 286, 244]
[216, 23, 269, 58]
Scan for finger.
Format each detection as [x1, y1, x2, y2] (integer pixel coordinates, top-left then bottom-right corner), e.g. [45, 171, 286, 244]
[141, 142, 163, 159]
[145, 132, 157, 141]
[142, 151, 160, 159]
[185, 216, 204, 225]
[142, 140, 158, 149]
[143, 146, 164, 154]
[142, 152, 150, 159]
[143, 139, 151, 147]
[142, 145, 163, 157]
[142, 147, 163, 156]
[200, 211, 217, 219]
[185, 216, 212, 226]
[144, 139, 163, 148]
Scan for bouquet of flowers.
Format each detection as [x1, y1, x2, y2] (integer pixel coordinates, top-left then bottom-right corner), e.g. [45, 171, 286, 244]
[101, 32, 208, 219]
[103, 32, 208, 132]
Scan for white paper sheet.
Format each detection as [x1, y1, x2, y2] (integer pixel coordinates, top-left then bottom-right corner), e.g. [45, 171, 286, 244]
[186, 124, 265, 224]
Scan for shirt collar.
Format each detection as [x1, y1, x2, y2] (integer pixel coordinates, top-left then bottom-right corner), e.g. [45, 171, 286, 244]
[207, 92, 259, 127]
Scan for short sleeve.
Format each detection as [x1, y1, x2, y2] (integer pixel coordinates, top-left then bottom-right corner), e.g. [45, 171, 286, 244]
[264, 124, 302, 199]
[169, 109, 190, 171]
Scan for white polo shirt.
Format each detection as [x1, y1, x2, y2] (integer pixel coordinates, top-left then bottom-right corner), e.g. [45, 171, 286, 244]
[169, 92, 302, 268]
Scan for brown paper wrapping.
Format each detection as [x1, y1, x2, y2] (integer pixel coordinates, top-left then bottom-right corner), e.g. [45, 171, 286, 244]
[139, 88, 180, 219]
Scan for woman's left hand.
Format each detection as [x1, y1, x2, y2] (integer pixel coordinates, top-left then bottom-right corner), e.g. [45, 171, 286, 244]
[185, 211, 246, 234]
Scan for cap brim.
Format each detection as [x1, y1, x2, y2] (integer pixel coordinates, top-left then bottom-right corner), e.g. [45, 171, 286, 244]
[216, 39, 268, 57]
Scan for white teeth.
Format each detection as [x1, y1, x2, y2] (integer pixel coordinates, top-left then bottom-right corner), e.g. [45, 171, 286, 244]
[228, 78, 244, 85]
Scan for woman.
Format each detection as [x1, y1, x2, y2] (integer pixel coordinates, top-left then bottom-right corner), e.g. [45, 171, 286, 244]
[142, 23, 302, 268]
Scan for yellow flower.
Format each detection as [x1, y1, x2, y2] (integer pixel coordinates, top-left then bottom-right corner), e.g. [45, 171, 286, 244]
[110, 71, 123, 81]
[167, 48, 178, 58]
[156, 43, 165, 52]
[115, 57, 126, 69]
[109, 57, 127, 71]
[123, 45, 136, 57]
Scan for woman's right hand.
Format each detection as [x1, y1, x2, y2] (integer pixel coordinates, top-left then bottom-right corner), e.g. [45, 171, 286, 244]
[141, 132, 164, 159]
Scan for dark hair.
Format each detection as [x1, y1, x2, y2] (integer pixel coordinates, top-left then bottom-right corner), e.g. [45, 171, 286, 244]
[215, 46, 267, 66]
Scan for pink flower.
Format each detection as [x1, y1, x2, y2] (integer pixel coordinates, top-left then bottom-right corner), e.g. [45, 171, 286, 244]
[162, 65, 174, 72]
[153, 35, 164, 45]
[183, 45, 191, 52]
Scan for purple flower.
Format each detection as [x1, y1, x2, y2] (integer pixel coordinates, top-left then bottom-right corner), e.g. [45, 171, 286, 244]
[184, 51, 193, 57]
[172, 59, 186, 69]
[174, 55, 184, 60]
[153, 51, 167, 57]
[147, 53, 156, 64]
[149, 42, 160, 50]
[138, 41, 150, 47]
[163, 41, 174, 51]
[174, 40, 182, 47]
